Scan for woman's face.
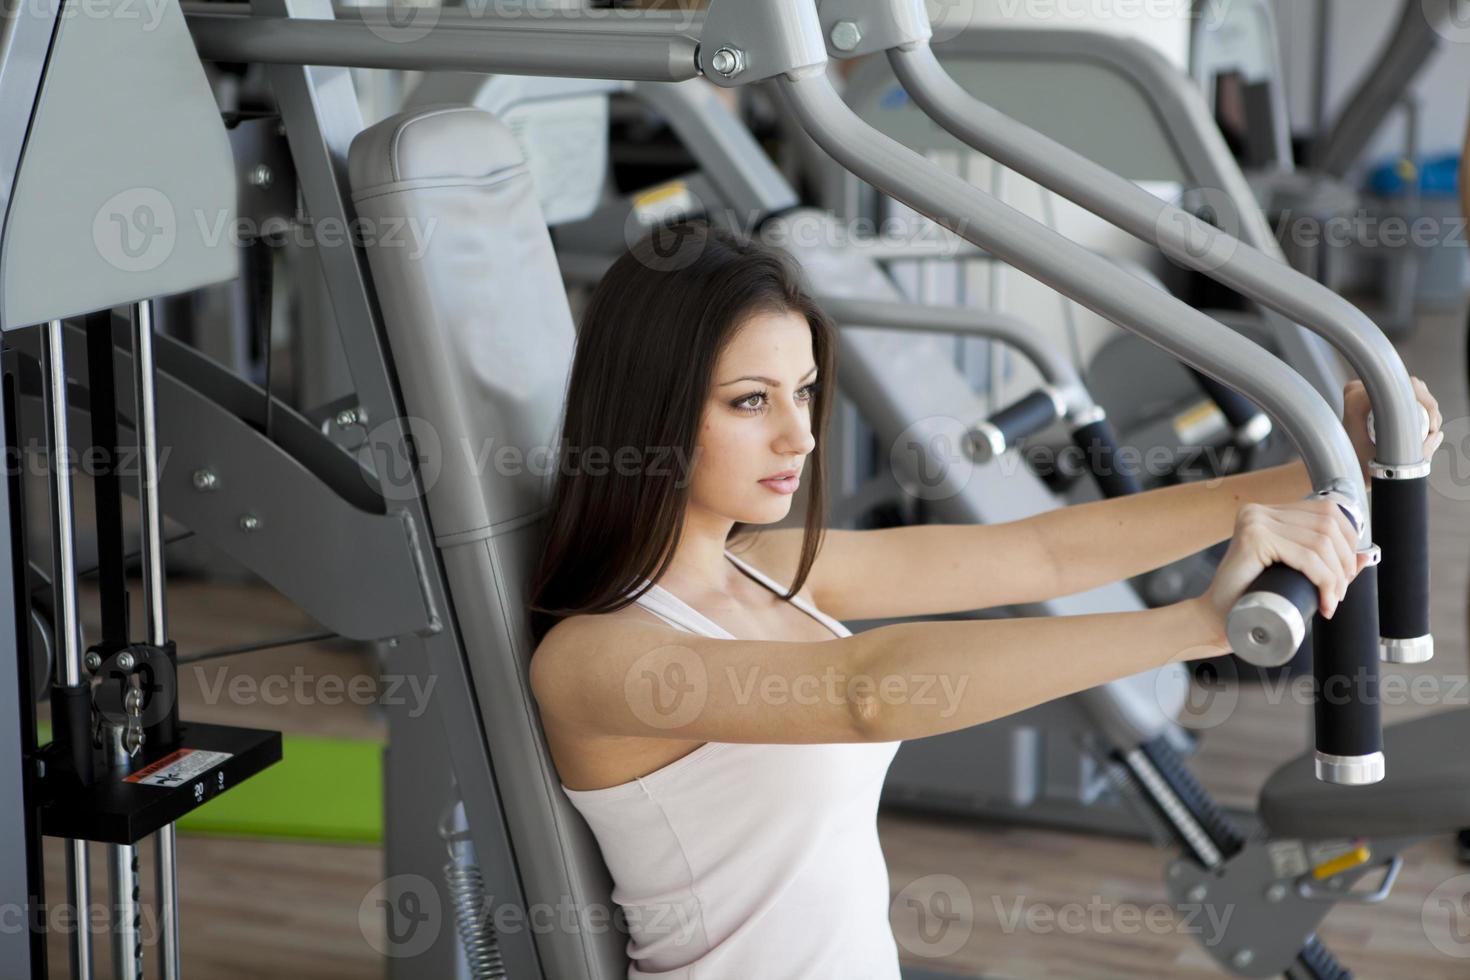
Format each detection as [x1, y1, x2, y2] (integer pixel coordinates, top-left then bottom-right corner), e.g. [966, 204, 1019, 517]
[690, 307, 820, 526]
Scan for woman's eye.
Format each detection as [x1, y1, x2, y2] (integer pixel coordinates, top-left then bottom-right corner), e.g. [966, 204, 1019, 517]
[732, 381, 820, 414]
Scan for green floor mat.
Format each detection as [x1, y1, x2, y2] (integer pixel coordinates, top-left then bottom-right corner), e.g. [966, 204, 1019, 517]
[37, 724, 383, 844]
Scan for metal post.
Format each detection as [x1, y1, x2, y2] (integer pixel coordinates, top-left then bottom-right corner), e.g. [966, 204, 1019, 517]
[0, 347, 44, 979]
[132, 299, 182, 980]
[1311, 0, 1331, 141]
[1314, 0, 1456, 178]
[40, 319, 93, 980]
[184, 7, 700, 81]
[105, 763, 142, 980]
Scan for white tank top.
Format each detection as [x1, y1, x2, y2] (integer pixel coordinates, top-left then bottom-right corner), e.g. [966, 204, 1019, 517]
[560, 549, 904, 980]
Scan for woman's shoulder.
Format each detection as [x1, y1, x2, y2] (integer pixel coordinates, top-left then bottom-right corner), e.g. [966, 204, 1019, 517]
[535, 598, 671, 660]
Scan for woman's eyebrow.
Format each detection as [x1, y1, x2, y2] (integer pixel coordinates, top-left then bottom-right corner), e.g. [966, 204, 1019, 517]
[718, 365, 819, 387]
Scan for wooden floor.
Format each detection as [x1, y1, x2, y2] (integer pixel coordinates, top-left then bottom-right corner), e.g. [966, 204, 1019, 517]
[40, 305, 1470, 978]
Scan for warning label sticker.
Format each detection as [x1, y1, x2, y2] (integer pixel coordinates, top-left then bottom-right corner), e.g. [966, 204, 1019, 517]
[123, 748, 232, 787]
[1267, 839, 1309, 879]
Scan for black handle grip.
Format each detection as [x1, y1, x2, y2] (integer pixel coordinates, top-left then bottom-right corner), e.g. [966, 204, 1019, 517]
[1313, 564, 1384, 775]
[1186, 368, 1256, 429]
[1071, 414, 1142, 498]
[1248, 562, 1323, 623]
[1186, 368, 1270, 445]
[1373, 473, 1431, 646]
[1227, 561, 1323, 667]
[988, 389, 1062, 449]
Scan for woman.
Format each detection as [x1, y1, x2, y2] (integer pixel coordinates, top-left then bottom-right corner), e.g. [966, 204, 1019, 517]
[527, 220, 1441, 979]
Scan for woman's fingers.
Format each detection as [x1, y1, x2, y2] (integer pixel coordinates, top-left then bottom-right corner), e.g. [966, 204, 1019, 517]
[1265, 501, 1359, 579]
[1266, 521, 1355, 610]
[1274, 537, 1343, 619]
[1238, 517, 1344, 619]
[1247, 498, 1362, 616]
[1350, 375, 1441, 449]
[1410, 376, 1441, 432]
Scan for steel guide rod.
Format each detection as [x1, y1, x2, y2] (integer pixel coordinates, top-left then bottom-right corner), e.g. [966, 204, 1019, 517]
[133, 299, 182, 980]
[41, 319, 92, 979]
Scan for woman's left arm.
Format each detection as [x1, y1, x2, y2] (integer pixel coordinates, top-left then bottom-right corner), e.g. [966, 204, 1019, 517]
[1034, 378, 1443, 601]
[1031, 459, 1309, 600]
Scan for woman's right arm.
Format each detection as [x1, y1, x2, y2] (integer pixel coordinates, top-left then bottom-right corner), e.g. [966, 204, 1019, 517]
[531, 499, 1363, 746]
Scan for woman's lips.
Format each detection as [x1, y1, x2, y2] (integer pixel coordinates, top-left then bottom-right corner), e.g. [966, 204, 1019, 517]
[759, 476, 800, 495]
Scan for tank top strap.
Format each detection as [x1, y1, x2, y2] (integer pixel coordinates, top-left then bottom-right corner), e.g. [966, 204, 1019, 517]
[630, 582, 735, 639]
[723, 549, 851, 639]
[630, 551, 851, 640]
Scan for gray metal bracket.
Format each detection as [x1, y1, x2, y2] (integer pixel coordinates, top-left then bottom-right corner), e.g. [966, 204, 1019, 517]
[697, 0, 828, 86]
[816, 0, 931, 60]
[9, 322, 439, 641]
[1163, 835, 1416, 977]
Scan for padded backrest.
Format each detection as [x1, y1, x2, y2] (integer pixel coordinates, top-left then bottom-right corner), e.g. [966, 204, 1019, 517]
[347, 104, 627, 980]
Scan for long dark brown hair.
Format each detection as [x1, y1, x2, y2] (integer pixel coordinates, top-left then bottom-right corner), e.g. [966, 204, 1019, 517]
[527, 220, 837, 644]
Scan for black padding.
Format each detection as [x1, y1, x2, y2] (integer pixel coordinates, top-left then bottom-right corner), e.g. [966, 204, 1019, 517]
[1071, 416, 1141, 498]
[1312, 566, 1382, 759]
[1185, 366, 1262, 437]
[1372, 474, 1430, 639]
[1261, 706, 1470, 839]
[988, 389, 1060, 446]
[51, 684, 94, 787]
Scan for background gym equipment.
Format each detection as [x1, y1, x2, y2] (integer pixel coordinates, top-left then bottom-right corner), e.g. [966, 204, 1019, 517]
[1192, 0, 1470, 331]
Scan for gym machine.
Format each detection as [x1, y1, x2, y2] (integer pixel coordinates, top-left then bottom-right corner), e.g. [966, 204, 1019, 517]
[189, 3, 1440, 975]
[0, 3, 286, 977]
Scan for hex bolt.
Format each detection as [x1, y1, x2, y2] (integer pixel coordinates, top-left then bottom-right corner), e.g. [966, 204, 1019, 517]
[240, 514, 261, 533]
[249, 164, 274, 189]
[710, 46, 745, 78]
[192, 469, 219, 492]
[1186, 884, 1208, 903]
[116, 651, 135, 672]
[1232, 949, 1255, 969]
[830, 20, 862, 52]
[1266, 883, 1287, 903]
[335, 408, 360, 427]
[84, 652, 102, 672]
